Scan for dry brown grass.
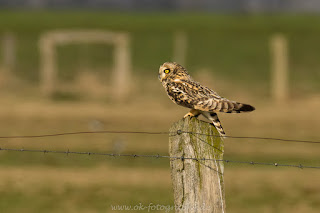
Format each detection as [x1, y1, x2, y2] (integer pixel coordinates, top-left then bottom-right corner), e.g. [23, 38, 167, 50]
[0, 166, 171, 191]
[0, 81, 318, 212]
[0, 93, 318, 154]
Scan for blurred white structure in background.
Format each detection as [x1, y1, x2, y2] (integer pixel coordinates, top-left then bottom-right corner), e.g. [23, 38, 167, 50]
[270, 34, 289, 103]
[39, 30, 131, 101]
[1, 32, 16, 73]
[173, 31, 187, 66]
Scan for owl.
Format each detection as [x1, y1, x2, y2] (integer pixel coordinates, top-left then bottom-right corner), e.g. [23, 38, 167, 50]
[158, 62, 255, 137]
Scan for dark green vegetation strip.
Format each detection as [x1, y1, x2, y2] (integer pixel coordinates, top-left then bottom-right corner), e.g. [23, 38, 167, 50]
[0, 12, 319, 93]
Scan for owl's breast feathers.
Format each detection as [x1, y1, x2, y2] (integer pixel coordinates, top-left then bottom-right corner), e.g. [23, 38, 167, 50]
[164, 79, 254, 113]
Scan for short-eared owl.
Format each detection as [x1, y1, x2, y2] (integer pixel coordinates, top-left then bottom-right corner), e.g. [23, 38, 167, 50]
[158, 62, 255, 137]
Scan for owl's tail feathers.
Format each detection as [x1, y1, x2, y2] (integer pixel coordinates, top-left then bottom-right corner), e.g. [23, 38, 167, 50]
[201, 112, 226, 138]
[195, 98, 255, 113]
[220, 100, 255, 113]
[235, 103, 255, 112]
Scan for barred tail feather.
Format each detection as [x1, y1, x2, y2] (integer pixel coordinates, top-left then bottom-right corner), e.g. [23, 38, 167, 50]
[218, 100, 255, 113]
[236, 103, 255, 112]
[201, 112, 226, 138]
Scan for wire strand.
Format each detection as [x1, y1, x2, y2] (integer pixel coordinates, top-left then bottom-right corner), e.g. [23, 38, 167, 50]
[0, 131, 170, 139]
[0, 130, 319, 144]
[0, 147, 319, 170]
[179, 131, 320, 144]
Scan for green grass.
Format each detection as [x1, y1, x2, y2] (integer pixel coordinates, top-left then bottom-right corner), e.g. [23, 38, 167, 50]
[0, 182, 173, 213]
[0, 11, 319, 93]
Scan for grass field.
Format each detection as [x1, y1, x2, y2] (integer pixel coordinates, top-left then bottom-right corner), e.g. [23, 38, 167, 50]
[0, 94, 319, 213]
[0, 11, 319, 212]
[0, 11, 320, 93]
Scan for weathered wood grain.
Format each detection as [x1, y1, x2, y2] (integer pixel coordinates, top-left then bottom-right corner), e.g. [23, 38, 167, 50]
[169, 117, 225, 213]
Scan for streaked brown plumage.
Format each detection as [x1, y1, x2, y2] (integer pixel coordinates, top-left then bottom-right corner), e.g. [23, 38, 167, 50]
[158, 62, 255, 137]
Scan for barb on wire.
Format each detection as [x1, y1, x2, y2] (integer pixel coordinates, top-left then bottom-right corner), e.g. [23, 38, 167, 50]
[0, 147, 319, 170]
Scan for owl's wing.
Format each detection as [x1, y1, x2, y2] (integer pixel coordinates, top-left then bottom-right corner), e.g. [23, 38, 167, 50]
[167, 80, 254, 113]
[165, 81, 198, 109]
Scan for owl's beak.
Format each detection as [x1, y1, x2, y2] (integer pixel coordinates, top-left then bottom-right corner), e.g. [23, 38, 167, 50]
[158, 73, 161, 81]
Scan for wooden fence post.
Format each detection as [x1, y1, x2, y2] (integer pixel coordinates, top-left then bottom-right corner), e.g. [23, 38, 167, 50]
[270, 34, 289, 103]
[2, 32, 16, 73]
[173, 31, 187, 65]
[169, 117, 225, 213]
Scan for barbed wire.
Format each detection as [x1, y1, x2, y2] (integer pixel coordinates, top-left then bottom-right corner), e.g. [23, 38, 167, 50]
[0, 147, 319, 170]
[0, 130, 319, 144]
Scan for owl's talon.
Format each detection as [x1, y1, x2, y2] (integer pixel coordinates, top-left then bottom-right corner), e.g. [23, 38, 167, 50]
[183, 109, 201, 118]
[183, 113, 193, 118]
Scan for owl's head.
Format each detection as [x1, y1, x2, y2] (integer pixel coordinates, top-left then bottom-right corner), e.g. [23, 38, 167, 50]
[158, 62, 190, 82]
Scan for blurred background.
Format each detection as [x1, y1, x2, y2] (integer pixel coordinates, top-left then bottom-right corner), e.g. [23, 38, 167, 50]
[0, 1, 319, 212]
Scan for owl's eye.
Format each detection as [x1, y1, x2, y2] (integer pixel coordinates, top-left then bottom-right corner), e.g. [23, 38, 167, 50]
[164, 69, 170, 74]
